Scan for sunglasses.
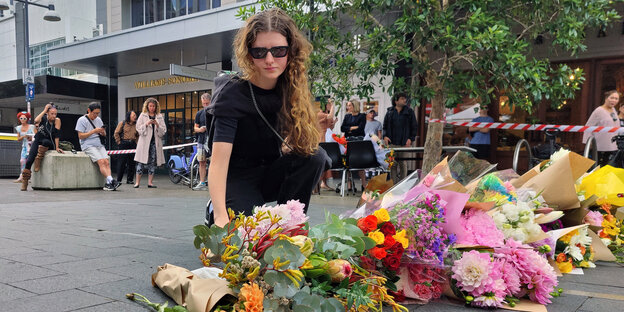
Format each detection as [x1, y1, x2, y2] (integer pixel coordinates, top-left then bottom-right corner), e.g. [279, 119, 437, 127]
[19, 117, 27, 120]
[248, 46, 289, 59]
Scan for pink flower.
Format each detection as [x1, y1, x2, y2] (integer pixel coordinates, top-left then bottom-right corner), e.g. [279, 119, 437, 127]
[457, 209, 504, 247]
[327, 259, 352, 283]
[412, 283, 433, 301]
[451, 251, 493, 294]
[584, 210, 604, 227]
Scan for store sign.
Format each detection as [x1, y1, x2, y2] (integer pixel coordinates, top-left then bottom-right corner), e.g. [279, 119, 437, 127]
[169, 64, 217, 81]
[134, 76, 200, 89]
[54, 103, 88, 115]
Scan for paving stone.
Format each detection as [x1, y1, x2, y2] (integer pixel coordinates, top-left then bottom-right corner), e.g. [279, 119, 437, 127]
[1, 289, 112, 312]
[79, 276, 170, 303]
[8, 270, 128, 295]
[0, 282, 36, 303]
[2, 250, 83, 266]
[70, 300, 151, 312]
[43, 256, 140, 273]
[560, 265, 624, 288]
[547, 294, 588, 312]
[0, 261, 64, 283]
[579, 297, 624, 312]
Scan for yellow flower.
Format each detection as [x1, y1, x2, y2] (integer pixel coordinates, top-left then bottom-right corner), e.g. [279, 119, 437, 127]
[239, 283, 264, 312]
[373, 209, 390, 224]
[560, 230, 578, 244]
[393, 230, 409, 249]
[368, 230, 385, 245]
[557, 260, 573, 273]
[578, 261, 590, 268]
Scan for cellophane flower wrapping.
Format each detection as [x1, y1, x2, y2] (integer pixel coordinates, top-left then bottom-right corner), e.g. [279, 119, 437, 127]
[555, 226, 595, 273]
[447, 151, 497, 186]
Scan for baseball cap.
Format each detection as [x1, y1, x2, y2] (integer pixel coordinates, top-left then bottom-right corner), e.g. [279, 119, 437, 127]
[367, 109, 377, 116]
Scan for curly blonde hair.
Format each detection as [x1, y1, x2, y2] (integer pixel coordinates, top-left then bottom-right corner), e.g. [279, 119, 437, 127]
[141, 97, 161, 115]
[233, 8, 319, 156]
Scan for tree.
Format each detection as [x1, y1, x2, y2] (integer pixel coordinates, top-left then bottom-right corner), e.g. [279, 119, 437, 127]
[239, 0, 621, 173]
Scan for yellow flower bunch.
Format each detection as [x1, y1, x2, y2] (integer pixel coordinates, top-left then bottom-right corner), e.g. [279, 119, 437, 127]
[373, 208, 390, 223]
[392, 230, 409, 249]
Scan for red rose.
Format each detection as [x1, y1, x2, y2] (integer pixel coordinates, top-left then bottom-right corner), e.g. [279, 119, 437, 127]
[357, 215, 378, 234]
[379, 222, 396, 236]
[359, 255, 376, 271]
[389, 290, 406, 302]
[368, 246, 388, 260]
[387, 242, 404, 257]
[383, 254, 401, 271]
[413, 283, 433, 301]
[383, 235, 396, 248]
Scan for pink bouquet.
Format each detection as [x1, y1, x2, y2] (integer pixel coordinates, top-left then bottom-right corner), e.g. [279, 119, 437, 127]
[457, 208, 505, 247]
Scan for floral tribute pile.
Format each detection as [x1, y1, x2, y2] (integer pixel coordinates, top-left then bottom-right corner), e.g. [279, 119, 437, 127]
[133, 151, 624, 312]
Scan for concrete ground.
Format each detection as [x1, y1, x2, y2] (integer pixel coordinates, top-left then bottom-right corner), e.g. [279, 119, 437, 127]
[0, 175, 623, 312]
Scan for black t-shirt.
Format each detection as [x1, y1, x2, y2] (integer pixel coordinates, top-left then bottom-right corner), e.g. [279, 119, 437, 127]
[208, 75, 282, 168]
[36, 115, 60, 141]
[194, 108, 211, 144]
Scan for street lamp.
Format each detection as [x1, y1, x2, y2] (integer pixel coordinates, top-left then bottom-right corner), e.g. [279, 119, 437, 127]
[0, 0, 60, 116]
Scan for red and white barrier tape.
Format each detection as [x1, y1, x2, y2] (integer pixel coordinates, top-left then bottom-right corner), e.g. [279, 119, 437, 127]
[107, 142, 196, 155]
[428, 118, 624, 133]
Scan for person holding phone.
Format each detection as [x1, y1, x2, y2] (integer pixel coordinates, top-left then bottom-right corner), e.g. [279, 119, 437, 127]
[193, 92, 212, 190]
[134, 97, 166, 188]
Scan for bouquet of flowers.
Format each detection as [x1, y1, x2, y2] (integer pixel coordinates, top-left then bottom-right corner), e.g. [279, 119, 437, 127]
[356, 208, 407, 289]
[469, 173, 517, 205]
[491, 200, 544, 243]
[540, 148, 570, 171]
[450, 239, 559, 308]
[385, 149, 396, 170]
[331, 133, 347, 147]
[596, 203, 624, 263]
[193, 201, 407, 312]
[554, 226, 595, 273]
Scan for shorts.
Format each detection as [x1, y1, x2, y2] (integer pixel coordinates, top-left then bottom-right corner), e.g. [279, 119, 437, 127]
[196, 142, 210, 161]
[83, 146, 109, 162]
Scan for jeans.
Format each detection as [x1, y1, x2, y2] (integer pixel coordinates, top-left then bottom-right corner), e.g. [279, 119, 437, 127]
[225, 147, 330, 216]
[116, 141, 136, 182]
[25, 138, 54, 170]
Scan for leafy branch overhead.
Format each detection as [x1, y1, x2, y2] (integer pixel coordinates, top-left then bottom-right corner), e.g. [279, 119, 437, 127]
[239, 0, 620, 111]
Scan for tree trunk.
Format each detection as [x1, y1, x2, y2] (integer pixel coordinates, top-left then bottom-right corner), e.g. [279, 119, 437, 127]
[422, 72, 445, 174]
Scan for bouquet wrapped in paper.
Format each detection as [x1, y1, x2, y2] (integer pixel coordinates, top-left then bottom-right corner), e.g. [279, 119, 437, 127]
[577, 165, 624, 207]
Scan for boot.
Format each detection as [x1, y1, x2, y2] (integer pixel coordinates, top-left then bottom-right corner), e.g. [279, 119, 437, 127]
[21, 169, 31, 191]
[33, 146, 49, 172]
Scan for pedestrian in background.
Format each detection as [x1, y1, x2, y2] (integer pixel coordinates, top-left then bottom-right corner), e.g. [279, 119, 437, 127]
[317, 98, 337, 191]
[207, 8, 329, 227]
[468, 107, 494, 160]
[364, 108, 382, 138]
[340, 99, 366, 140]
[383, 93, 418, 183]
[583, 90, 621, 166]
[619, 102, 624, 127]
[14, 111, 36, 183]
[76, 102, 119, 191]
[193, 92, 212, 191]
[134, 97, 166, 188]
[20, 103, 63, 191]
[114, 110, 138, 184]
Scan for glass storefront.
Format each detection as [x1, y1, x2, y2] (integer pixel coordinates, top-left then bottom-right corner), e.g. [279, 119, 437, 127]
[126, 89, 211, 146]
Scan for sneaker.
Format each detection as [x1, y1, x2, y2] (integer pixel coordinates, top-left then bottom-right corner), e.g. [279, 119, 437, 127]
[204, 199, 214, 226]
[193, 182, 208, 191]
[103, 182, 115, 191]
[112, 180, 121, 190]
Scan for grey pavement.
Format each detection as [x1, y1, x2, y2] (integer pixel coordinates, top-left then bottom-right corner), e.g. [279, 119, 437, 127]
[1, 176, 623, 311]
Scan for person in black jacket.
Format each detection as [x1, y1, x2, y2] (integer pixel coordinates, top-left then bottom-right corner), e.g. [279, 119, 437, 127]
[340, 99, 366, 140]
[207, 8, 329, 227]
[383, 93, 418, 182]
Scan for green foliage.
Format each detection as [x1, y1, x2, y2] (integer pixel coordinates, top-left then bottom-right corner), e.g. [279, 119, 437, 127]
[335, 281, 374, 310]
[264, 239, 307, 270]
[308, 214, 375, 259]
[239, 0, 621, 111]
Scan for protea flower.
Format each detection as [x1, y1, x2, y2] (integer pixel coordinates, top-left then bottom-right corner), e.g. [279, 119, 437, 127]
[327, 259, 352, 283]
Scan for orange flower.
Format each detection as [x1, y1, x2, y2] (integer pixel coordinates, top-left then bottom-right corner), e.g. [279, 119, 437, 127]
[239, 283, 263, 312]
[578, 245, 586, 255]
[556, 253, 567, 263]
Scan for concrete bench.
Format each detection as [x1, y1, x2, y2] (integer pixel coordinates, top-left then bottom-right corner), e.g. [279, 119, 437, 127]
[32, 151, 106, 190]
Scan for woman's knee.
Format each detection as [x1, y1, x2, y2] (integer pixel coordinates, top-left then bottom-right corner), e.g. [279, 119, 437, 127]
[311, 147, 331, 171]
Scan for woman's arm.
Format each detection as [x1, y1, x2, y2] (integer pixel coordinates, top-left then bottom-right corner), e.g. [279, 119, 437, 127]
[136, 114, 147, 136]
[340, 116, 350, 133]
[114, 122, 123, 144]
[34, 104, 50, 125]
[208, 142, 233, 227]
[157, 115, 167, 136]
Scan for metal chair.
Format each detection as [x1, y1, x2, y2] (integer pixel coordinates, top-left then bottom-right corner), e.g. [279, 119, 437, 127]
[319, 142, 348, 196]
[345, 140, 384, 195]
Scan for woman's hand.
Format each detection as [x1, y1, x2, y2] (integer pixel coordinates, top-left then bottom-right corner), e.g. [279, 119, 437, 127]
[214, 215, 230, 228]
[56, 148, 64, 154]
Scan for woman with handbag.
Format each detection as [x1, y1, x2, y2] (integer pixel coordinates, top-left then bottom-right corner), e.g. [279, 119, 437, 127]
[134, 98, 166, 188]
[207, 8, 329, 227]
[114, 110, 138, 184]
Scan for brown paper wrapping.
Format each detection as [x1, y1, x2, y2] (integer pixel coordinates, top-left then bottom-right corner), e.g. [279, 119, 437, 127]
[151, 263, 235, 312]
[464, 201, 496, 211]
[588, 229, 616, 262]
[616, 207, 624, 221]
[358, 173, 394, 207]
[511, 164, 541, 189]
[186, 278, 235, 312]
[151, 263, 193, 305]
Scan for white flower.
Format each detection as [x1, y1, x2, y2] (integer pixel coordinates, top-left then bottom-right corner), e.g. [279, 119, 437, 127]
[565, 244, 584, 261]
[550, 148, 570, 163]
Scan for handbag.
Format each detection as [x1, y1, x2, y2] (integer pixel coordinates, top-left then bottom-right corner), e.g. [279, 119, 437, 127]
[85, 115, 107, 146]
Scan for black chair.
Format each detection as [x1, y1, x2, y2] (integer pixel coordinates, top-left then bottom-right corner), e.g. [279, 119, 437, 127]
[345, 140, 384, 195]
[319, 142, 348, 196]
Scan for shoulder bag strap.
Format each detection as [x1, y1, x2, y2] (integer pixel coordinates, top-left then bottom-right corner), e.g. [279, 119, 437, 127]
[85, 115, 101, 138]
[247, 81, 293, 153]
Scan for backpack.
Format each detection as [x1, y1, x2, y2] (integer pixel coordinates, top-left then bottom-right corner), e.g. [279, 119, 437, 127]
[58, 141, 75, 151]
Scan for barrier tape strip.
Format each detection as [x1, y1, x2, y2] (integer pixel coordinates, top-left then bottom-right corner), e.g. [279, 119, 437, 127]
[107, 142, 197, 155]
[427, 119, 624, 133]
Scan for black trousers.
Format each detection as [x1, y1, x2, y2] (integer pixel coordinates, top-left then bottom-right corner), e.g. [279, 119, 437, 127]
[116, 141, 137, 182]
[470, 144, 490, 160]
[225, 147, 330, 216]
[24, 137, 54, 170]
